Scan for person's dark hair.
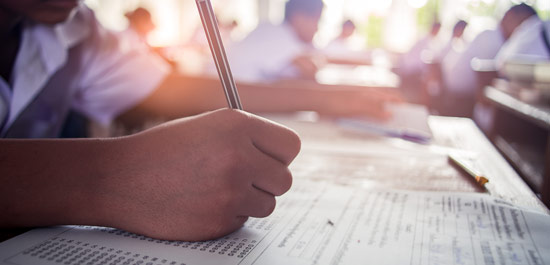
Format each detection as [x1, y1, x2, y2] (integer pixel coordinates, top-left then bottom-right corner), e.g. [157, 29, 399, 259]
[454, 20, 467, 30]
[125, 7, 152, 24]
[284, 0, 324, 22]
[430, 21, 441, 36]
[451, 20, 468, 38]
[343, 19, 355, 28]
[509, 3, 537, 19]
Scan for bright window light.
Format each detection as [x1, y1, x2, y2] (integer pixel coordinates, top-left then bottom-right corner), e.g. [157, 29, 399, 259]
[407, 0, 428, 9]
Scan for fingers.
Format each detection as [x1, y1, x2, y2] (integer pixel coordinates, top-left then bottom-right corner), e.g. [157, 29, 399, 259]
[244, 113, 301, 166]
[247, 147, 293, 197]
[235, 144, 292, 218]
[198, 109, 300, 166]
[240, 187, 277, 218]
[240, 142, 298, 218]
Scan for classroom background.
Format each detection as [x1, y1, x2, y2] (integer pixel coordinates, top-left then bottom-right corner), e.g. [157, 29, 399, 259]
[85, 0, 550, 51]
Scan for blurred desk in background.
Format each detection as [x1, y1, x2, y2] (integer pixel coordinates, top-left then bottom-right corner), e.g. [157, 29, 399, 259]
[483, 84, 550, 207]
[268, 113, 547, 213]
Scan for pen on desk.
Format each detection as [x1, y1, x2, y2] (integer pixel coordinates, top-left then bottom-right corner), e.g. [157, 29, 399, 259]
[448, 154, 489, 188]
[195, 0, 243, 110]
[337, 118, 431, 144]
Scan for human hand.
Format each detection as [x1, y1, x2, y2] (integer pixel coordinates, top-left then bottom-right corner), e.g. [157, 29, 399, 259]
[97, 109, 301, 241]
[292, 54, 326, 81]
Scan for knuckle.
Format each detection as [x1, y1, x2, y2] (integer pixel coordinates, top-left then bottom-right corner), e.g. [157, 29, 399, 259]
[222, 109, 248, 124]
[214, 109, 250, 132]
[217, 108, 239, 117]
[277, 169, 293, 196]
[287, 130, 302, 160]
[273, 127, 302, 165]
[268, 168, 293, 196]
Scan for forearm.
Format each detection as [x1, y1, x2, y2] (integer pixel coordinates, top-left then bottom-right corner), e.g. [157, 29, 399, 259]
[121, 74, 329, 120]
[121, 73, 403, 123]
[240, 79, 329, 113]
[0, 139, 119, 228]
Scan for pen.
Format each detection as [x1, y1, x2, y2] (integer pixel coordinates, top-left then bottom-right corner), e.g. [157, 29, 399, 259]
[195, 0, 243, 110]
[337, 118, 431, 144]
[448, 154, 489, 188]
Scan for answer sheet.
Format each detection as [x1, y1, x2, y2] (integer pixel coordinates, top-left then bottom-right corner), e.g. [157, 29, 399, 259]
[1, 180, 549, 265]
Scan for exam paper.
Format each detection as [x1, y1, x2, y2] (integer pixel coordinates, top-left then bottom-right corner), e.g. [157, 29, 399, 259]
[1, 180, 549, 265]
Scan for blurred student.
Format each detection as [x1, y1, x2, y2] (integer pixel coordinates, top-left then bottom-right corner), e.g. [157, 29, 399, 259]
[437, 20, 468, 62]
[475, 4, 549, 131]
[443, 20, 506, 96]
[227, 0, 324, 82]
[323, 20, 370, 65]
[440, 20, 504, 117]
[325, 20, 357, 54]
[220, 0, 401, 118]
[121, 7, 177, 69]
[440, 4, 546, 123]
[425, 20, 468, 112]
[122, 7, 155, 49]
[495, 3, 550, 67]
[396, 21, 441, 104]
[427, 20, 470, 116]
[397, 22, 441, 79]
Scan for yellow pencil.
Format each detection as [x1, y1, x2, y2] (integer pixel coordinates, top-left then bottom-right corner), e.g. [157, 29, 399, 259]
[449, 154, 489, 188]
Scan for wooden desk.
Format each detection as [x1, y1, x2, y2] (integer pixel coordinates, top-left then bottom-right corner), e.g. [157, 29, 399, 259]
[271, 114, 547, 213]
[484, 85, 550, 206]
[2, 115, 546, 243]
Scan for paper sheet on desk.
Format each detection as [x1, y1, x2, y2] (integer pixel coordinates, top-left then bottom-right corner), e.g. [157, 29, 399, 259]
[338, 103, 433, 142]
[1, 180, 549, 265]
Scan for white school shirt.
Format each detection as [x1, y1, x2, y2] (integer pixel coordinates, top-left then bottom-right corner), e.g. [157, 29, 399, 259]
[323, 37, 370, 63]
[443, 29, 505, 95]
[225, 23, 313, 83]
[496, 16, 550, 67]
[324, 38, 350, 58]
[398, 35, 438, 76]
[0, 5, 170, 138]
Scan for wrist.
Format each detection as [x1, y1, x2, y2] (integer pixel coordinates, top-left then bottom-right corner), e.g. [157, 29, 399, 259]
[73, 137, 129, 228]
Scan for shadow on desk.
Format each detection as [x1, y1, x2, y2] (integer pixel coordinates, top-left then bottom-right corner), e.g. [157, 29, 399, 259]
[0, 229, 32, 243]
